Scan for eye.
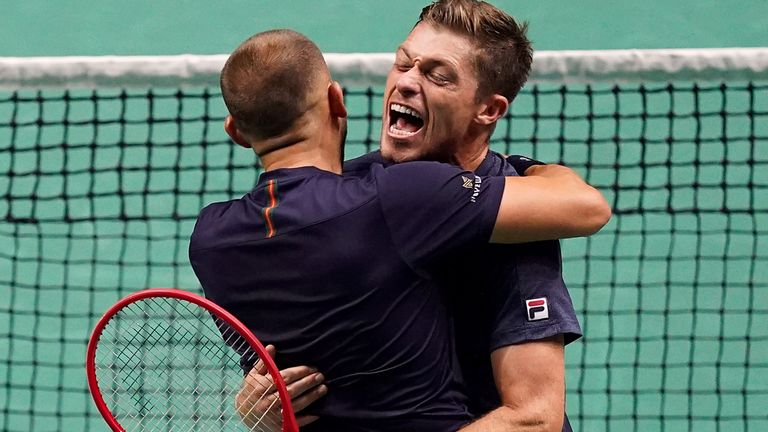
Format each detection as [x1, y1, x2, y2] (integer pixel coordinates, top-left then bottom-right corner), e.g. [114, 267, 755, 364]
[393, 54, 413, 72]
[428, 71, 450, 85]
[394, 61, 412, 72]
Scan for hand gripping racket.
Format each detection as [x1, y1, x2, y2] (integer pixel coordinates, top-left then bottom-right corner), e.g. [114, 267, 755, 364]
[86, 288, 298, 432]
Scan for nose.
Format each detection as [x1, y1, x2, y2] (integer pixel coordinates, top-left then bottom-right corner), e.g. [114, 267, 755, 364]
[394, 67, 420, 97]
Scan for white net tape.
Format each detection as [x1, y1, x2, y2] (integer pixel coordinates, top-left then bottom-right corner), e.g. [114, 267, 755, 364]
[1, 48, 767, 89]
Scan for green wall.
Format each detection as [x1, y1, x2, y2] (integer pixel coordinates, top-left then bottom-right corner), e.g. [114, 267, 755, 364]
[2, 0, 767, 57]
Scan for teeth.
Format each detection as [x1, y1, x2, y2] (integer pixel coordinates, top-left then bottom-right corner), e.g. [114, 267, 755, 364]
[390, 103, 422, 120]
[389, 124, 418, 136]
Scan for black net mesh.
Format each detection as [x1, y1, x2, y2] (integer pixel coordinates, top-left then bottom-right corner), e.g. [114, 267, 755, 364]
[1, 81, 767, 431]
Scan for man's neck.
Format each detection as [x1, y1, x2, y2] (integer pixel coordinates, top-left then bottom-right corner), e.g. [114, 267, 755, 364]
[260, 143, 342, 174]
[257, 125, 343, 174]
[262, 158, 342, 173]
[450, 144, 490, 172]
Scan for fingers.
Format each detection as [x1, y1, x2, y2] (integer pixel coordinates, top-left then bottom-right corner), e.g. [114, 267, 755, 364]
[276, 366, 329, 415]
[240, 357, 329, 423]
[265, 344, 277, 358]
[252, 345, 276, 375]
[244, 364, 275, 393]
[238, 371, 274, 413]
[291, 383, 328, 412]
[296, 415, 320, 427]
[242, 365, 325, 402]
[280, 367, 328, 410]
[252, 359, 267, 375]
[280, 365, 318, 386]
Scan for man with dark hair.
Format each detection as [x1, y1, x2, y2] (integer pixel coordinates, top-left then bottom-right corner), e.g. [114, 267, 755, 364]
[255, 1, 589, 430]
[191, 27, 609, 431]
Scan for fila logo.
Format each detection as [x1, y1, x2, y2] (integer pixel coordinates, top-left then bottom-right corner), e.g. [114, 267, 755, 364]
[461, 176, 474, 189]
[526, 297, 549, 321]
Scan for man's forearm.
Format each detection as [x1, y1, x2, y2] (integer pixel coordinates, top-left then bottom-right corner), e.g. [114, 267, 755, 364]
[491, 166, 611, 243]
[458, 405, 563, 432]
[459, 337, 566, 432]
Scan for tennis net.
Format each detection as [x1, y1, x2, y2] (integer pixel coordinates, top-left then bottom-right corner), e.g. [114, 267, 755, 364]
[1, 49, 767, 431]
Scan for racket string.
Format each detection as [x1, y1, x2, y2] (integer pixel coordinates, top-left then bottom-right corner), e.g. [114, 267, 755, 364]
[93, 296, 287, 431]
[240, 380, 284, 430]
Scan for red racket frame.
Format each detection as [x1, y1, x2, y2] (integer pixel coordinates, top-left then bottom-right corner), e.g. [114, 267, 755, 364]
[85, 288, 299, 432]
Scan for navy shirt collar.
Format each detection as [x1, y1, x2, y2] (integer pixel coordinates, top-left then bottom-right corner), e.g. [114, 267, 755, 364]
[258, 166, 339, 183]
[474, 150, 506, 177]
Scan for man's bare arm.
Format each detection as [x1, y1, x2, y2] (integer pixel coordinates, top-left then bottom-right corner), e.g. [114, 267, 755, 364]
[458, 336, 565, 432]
[491, 164, 611, 244]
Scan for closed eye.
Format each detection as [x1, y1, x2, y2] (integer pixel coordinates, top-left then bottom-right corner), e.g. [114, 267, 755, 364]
[428, 72, 450, 85]
[394, 61, 412, 72]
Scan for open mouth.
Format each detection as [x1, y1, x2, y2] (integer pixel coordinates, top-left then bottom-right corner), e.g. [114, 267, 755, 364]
[388, 103, 424, 137]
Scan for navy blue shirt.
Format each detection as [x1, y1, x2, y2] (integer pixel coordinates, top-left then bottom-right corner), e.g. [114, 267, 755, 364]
[345, 151, 582, 431]
[190, 162, 505, 431]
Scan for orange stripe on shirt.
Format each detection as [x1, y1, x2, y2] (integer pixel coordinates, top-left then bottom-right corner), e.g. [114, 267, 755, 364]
[263, 179, 278, 238]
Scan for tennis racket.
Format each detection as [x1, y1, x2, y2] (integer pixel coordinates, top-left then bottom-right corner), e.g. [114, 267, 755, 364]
[86, 288, 298, 432]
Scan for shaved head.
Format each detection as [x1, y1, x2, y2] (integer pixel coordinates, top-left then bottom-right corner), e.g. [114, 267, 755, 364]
[221, 29, 329, 140]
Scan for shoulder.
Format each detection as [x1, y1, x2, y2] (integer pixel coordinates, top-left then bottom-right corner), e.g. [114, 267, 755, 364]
[371, 161, 506, 218]
[485, 150, 520, 177]
[193, 199, 235, 228]
[375, 160, 466, 179]
[344, 152, 472, 184]
[189, 199, 243, 251]
[344, 159, 470, 193]
[343, 151, 387, 176]
[372, 160, 475, 192]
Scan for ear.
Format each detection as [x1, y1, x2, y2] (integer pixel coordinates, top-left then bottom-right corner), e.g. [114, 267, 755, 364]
[327, 81, 348, 119]
[224, 115, 252, 149]
[475, 94, 508, 126]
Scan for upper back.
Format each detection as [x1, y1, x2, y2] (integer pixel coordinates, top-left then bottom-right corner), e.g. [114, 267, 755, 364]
[189, 163, 503, 430]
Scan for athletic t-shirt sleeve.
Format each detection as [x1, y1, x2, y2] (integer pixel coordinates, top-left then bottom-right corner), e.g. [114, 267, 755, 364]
[487, 241, 583, 350]
[373, 161, 505, 269]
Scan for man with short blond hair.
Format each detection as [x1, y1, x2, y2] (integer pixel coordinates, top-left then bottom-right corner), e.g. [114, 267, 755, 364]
[193, 24, 607, 431]
[278, 1, 587, 430]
